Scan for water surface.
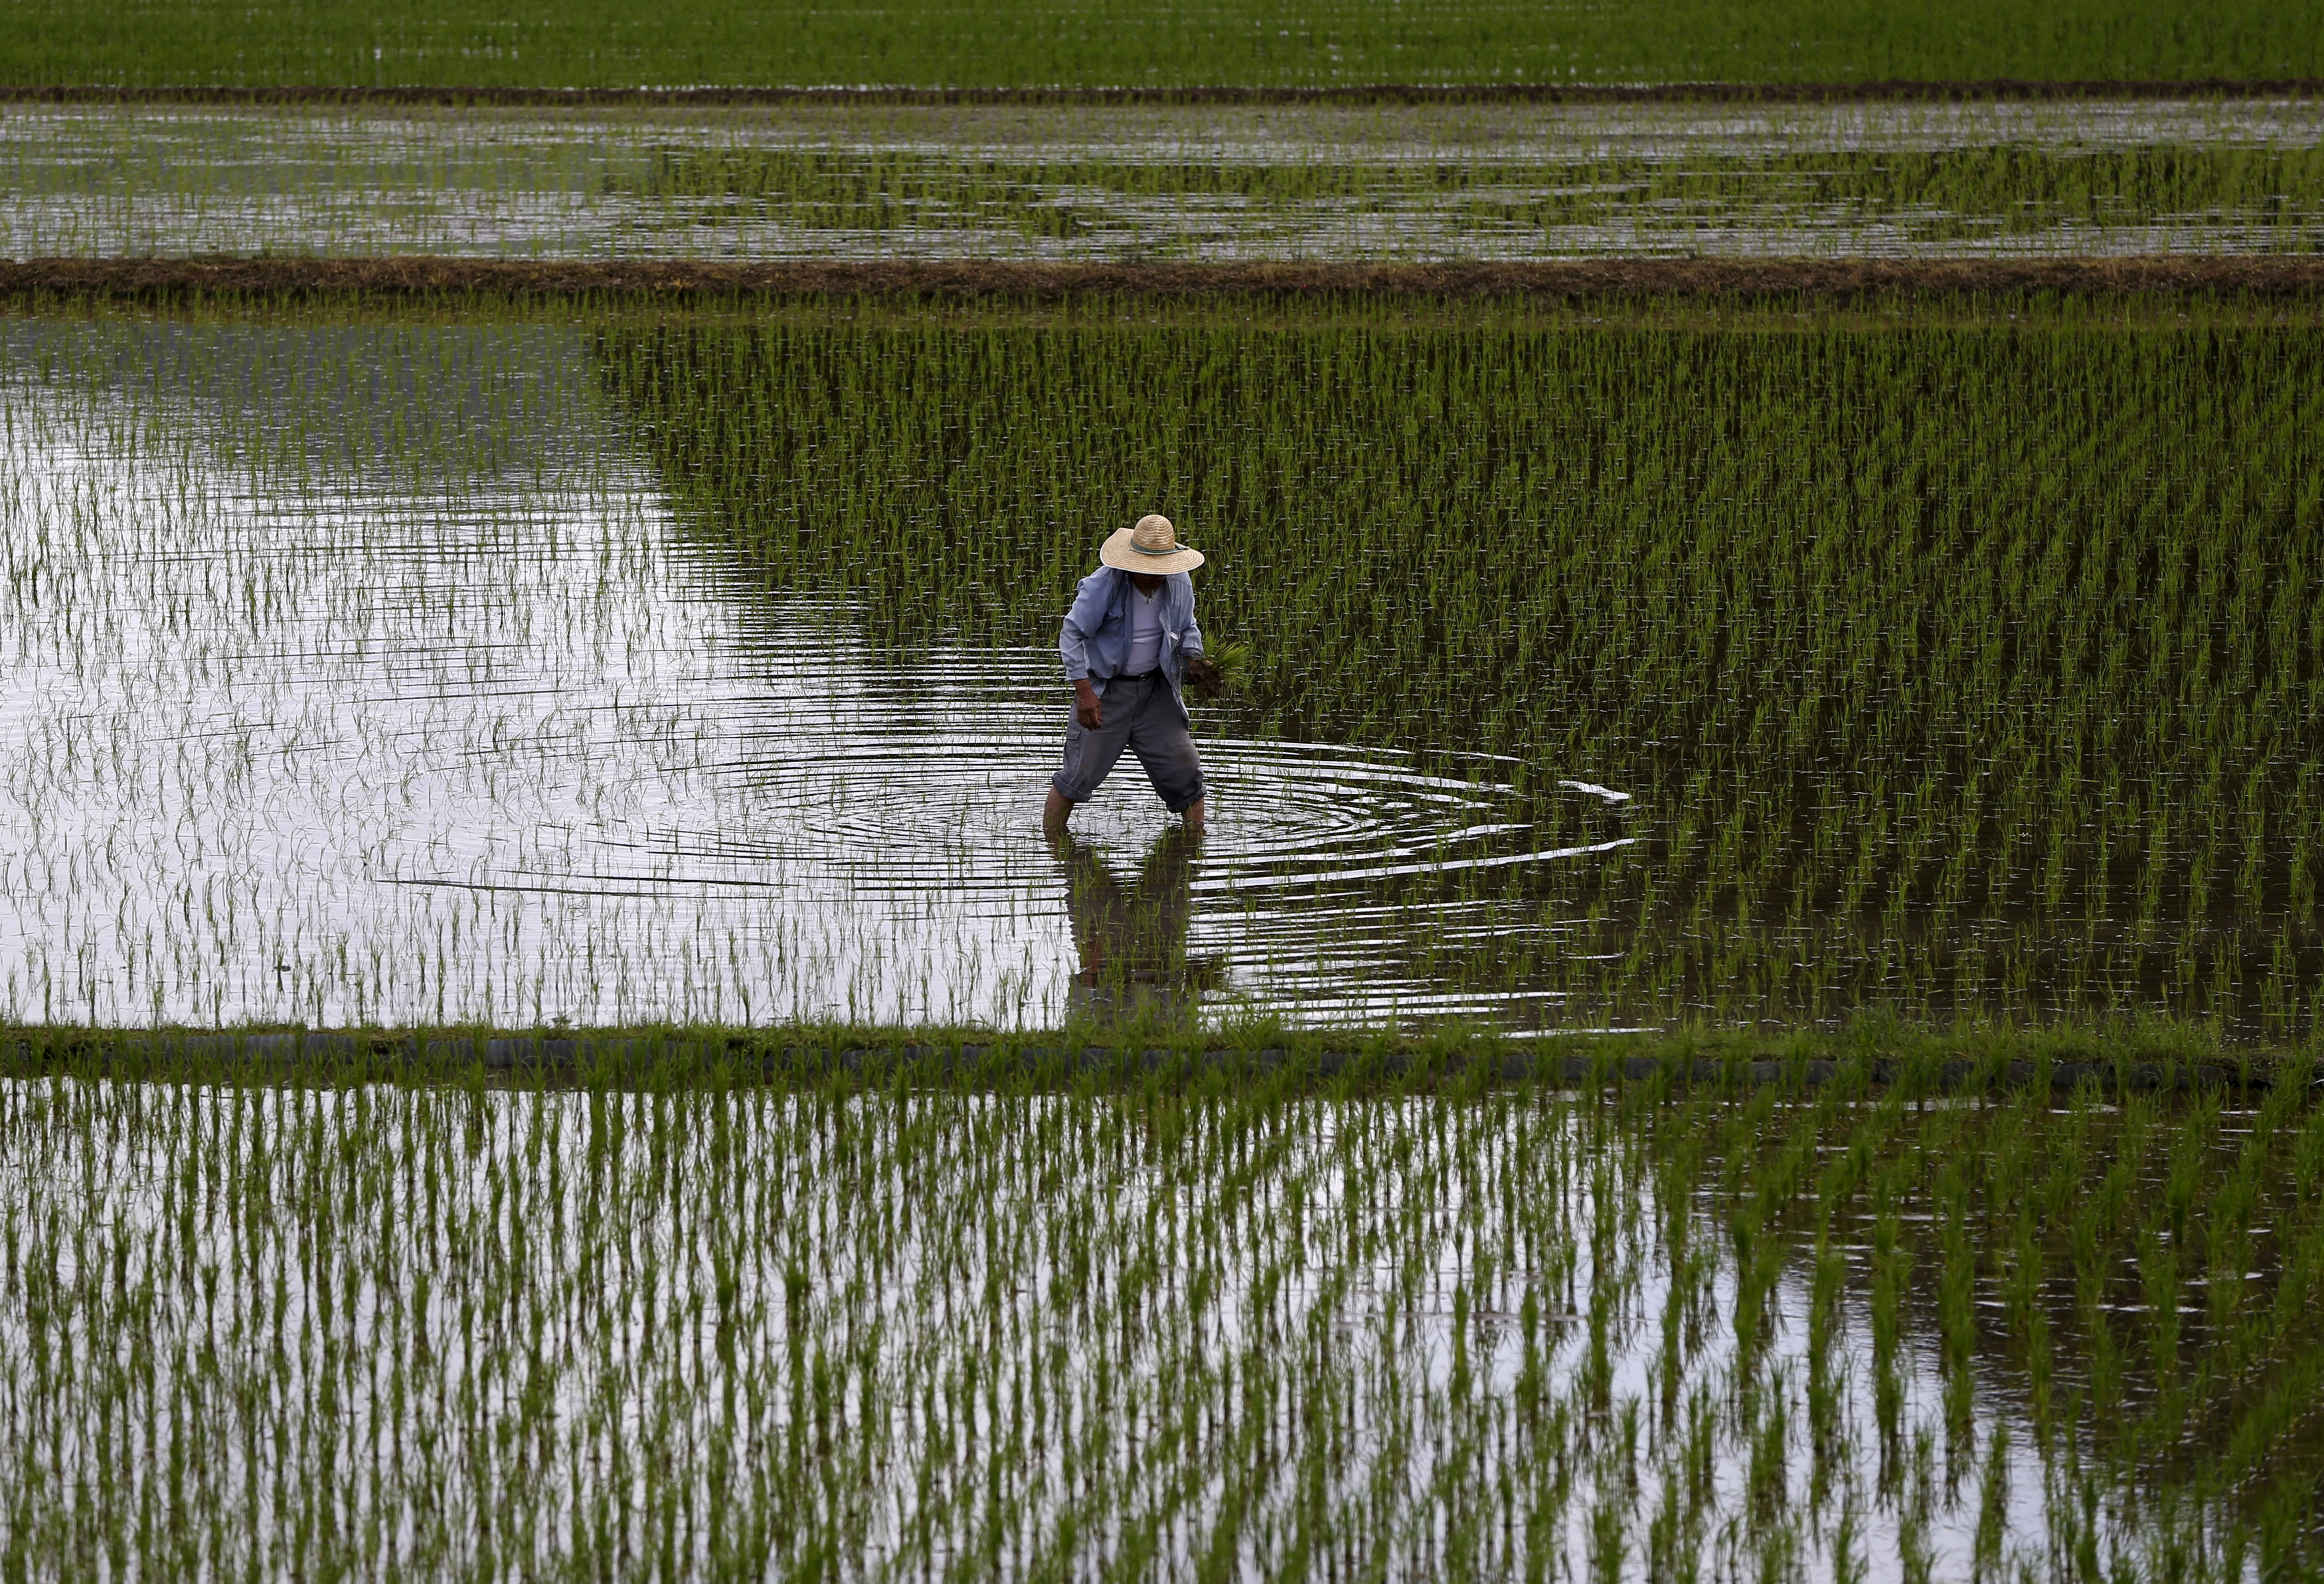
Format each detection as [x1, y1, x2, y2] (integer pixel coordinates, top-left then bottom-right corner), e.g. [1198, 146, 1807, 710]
[8, 312, 2319, 1036]
[7, 98, 2323, 262]
[2, 1079, 2218, 1579]
[0, 318, 1627, 1028]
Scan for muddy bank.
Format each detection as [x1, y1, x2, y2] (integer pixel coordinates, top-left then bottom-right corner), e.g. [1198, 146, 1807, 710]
[4, 79, 2321, 108]
[10, 256, 2324, 305]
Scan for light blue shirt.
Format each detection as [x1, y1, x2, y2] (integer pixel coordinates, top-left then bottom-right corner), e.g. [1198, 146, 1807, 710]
[1059, 568, 1204, 701]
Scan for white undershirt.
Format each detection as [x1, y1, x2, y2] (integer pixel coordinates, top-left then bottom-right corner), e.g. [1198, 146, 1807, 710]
[1125, 584, 1163, 674]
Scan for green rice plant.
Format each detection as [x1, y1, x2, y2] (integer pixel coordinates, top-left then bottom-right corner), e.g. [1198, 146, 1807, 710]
[10, 1064, 2314, 1579]
[6, 0, 2323, 88]
[12, 300, 2324, 1035]
[601, 311, 2324, 1036]
[1653, 1071, 2324, 1575]
[17, 102, 2324, 264]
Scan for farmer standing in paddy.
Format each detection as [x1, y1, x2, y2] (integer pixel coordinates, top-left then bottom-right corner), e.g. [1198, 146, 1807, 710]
[1044, 514, 1218, 834]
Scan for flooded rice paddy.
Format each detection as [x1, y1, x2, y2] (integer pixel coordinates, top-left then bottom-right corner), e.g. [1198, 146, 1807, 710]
[7, 311, 2324, 1035]
[6, 195, 2324, 1580]
[0, 318, 1624, 1029]
[7, 97, 2324, 262]
[7, 1075, 2322, 1579]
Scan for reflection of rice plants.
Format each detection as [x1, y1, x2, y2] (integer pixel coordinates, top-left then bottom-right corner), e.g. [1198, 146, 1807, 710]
[605, 317, 2324, 1037]
[2, 1061, 2317, 1577]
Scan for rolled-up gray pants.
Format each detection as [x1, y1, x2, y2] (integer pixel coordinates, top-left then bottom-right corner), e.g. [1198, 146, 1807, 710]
[1051, 671, 1205, 813]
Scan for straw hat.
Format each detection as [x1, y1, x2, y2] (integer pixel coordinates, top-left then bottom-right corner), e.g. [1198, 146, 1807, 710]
[1100, 513, 1205, 575]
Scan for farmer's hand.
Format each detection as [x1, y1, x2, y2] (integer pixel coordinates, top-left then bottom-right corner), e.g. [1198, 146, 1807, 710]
[1074, 679, 1102, 730]
[1182, 654, 1224, 696]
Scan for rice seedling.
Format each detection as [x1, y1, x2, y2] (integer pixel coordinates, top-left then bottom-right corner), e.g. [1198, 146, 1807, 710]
[0, 1059, 2313, 1579]
[0, 310, 1635, 1030]
[603, 304, 2324, 1038]
[4, 0, 2320, 91]
[5, 297, 2324, 1035]
[7, 99, 2324, 266]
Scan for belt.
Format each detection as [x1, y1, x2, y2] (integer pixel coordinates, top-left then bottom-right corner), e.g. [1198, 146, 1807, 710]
[1114, 667, 1160, 682]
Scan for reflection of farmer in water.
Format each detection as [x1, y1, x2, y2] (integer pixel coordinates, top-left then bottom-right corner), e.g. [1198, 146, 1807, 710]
[1043, 514, 1221, 835]
[1050, 825, 1220, 1020]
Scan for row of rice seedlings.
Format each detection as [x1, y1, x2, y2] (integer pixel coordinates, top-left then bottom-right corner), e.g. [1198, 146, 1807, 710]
[6, 312, 1567, 1032]
[602, 315, 2324, 1036]
[609, 133, 2324, 258]
[5, 0, 2320, 91]
[1643, 1066, 2324, 1575]
[11, 308, 2323, 1035]
[1, 1063, 2313, 1577]
[13, 102, 2324, 263]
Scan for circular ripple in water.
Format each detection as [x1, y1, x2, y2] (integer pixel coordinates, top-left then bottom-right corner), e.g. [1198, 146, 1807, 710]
[614, 649, 1641, 1028]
